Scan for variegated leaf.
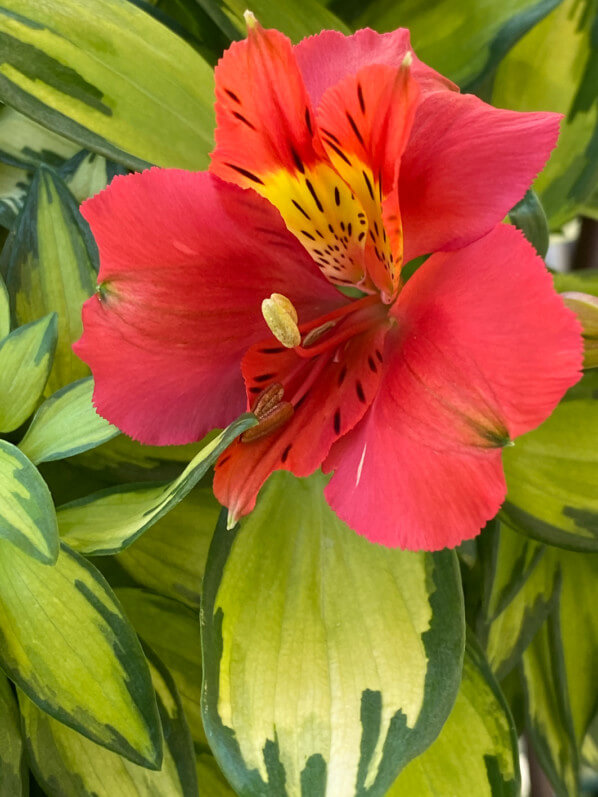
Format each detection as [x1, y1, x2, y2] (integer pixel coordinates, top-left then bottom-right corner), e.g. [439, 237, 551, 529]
[0, 673, 26, 796]
[201, 471, 465, 797]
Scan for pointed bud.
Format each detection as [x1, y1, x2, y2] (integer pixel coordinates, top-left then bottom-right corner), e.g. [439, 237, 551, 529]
[243, 9, 258, 30]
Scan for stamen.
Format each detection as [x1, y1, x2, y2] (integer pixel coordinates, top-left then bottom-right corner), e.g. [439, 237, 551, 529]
[242, 402, 294, 442]
[261, 293, 301, 348]
[251, 382, 284, 417]
[302, 320, 337, 347]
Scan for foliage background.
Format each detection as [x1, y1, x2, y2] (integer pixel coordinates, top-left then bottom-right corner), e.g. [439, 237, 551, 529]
[0, 0, 596, 795]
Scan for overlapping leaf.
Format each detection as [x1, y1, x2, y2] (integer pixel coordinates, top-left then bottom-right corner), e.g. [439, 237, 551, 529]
[202, 471, 465, 797]
[19, 376, 119, 464]
[0, 0, 215, 169]
[0, 673, 26, 796]
[0, 541, 162, 767]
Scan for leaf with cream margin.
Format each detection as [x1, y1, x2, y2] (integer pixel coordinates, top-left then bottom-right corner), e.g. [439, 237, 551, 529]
[201, 470, 465, 797]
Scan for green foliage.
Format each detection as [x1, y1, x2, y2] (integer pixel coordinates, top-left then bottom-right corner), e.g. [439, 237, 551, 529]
[0, 1, 594, 794]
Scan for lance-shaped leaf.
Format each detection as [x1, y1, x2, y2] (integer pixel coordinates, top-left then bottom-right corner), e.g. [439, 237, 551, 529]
[0, 272, 9, 339]
[5, 166, 97, 393]
[0, 541, 162, 767]
[59, 149, 126, 204]
[57, 414, 255, 556]
[479, 523, 558, 679]
[117, 589, 205, 750]
[502, 390, 598, 551]
[522, 609, 579, 797]
[342, 0, 563, 89]
[0, 439, 59, 564]
[561, 292, 598, 368]
[0, 161, 31, 229]
[19, 376, 119, 465]
[492, 0, 598, 227]
[0, 673, 26, 796]
[0, 0, 215, 170]
[388, 637, 520, 796]
[201, 471, 465, 797]
[0, 313, 57, 432]
[20, 649, 197, 797]
[196, 753, 236, 796]
[0, 105, 78, 169]
[116, 487, 220, 609]
[197, 0, 349, 41]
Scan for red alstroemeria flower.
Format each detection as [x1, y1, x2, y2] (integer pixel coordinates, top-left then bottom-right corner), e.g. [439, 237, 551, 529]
[74, 22, 582, 550]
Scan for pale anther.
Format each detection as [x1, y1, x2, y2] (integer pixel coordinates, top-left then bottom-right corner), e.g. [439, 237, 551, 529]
[261, 293, 301, 348]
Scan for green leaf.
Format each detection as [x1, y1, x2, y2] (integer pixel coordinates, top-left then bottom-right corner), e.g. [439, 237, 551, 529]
[0, 105, 78, 168]
[117, 588, 205, 750]
[20, 648, 198, 797]
[508, 188, 550, 257]
[342, 0, 563, 89]
[59, 149, 126, 204]
[57, 414, 255, 556]
[554, 268, 598, 296]
[522, 608, 579, 797]
[5, 165, 97, 393]
[560, 291, 598, 368]
[197, 0, 349, 41]
[116, 486, 220, 609]
[0, 540, 162, 767]
[201, 471, 465, 797]
[0, 0, 215, 170]
[479, 523, 558, 679]
[388, 636, 520, 796]
[19, 376, 119, 465]
[0, 271, 8, 338]
[502, 392, 598, 551]
[0, 439, 59, 564]
[196, 753, 236, 795]
[492, 0, 598, 227]
[0, 673, 26, 796]
[0, 160, 29, 228]
[0, 312, 57, 432]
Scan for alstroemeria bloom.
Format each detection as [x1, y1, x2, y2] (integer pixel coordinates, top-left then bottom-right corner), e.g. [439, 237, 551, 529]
[75, 23, 582, 550]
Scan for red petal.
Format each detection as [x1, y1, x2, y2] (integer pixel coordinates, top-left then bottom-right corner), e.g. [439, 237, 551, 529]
[213, 319, 390, 523]
[211, 23, 374, 289]
[317, 62, 420, 297]
[400, 92, 562, 261]
[74, 169, 343, 445]
[294, 28, 456, 107]
[324, 224, 582, 550]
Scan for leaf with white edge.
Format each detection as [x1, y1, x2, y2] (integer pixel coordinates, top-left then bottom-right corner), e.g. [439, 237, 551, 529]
[0, 541, 162, 767]
[20, 648, 198, 797]
[57, 414, 255, 556]
[480, 522, 558, 679]
[117, 588, 206, 750]
[522, 609, 579, 797]
[116, 487, 220, 609]
[6, 166, 97, 392]
[502, 392, 598, 551]
[492, 0, 598, 227]
[0, 439, 59, 564]
[201, 471, 465, 797]
[0, 0, 215, 170]
[0, 673, 26, 796]
[0, 271, 9, 340]
[0, 313, 57, 432]
[0, 160, 30, 228]
[388, 637, 520, 797]
[19, 376, 119, 465]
